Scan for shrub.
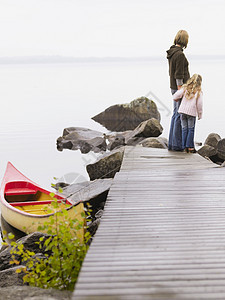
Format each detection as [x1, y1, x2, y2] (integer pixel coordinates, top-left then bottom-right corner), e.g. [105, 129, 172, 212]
[7, 196, 91, 291]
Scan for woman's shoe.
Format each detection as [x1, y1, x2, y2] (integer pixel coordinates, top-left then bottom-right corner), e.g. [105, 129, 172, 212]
[188, 148, 196, 153]
[184, 148, 189, 153]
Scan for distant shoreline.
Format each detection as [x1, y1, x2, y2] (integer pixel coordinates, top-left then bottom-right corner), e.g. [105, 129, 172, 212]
[0, 55, 225, 65]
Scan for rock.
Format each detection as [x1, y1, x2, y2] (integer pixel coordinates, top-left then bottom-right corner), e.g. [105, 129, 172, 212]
[217, 138, 225, 160]
[106, 131, 132, 143]
[0, 233, 55, 289]
[72, 137, 107, 154]
[0, 232, 50, 272]
[0, 246, 17, 272]
[197, 145, 217, 158]
[106, 131, 146, 147]
[107, 134, 126, 151]
[88, 218, 101, 236]
[95, 210, 104, 219]
[1, 215, 26, 245]
[86, 148, 124, 181]
[0, 286, 72, 300]
[204, 133, 221, 148]
[53, 182, 70, 190]
[16, 232, 50, 253]
[159, 137, 168, 147]
[73, 140, 92, 153]
[92, 97, 161, 131]
[197, 133, 223, 165]
[57, 127, 107, 153]
[126, 118, 163, 144]
[63, 127, 102, 138]
[209, 155, 224, 165]
[198, 144, 224, 165]
[141, 137, 168, 149]
[126, 137, 146, 146]
[56, 139, 73, 151]
[0, 266, 25, 287]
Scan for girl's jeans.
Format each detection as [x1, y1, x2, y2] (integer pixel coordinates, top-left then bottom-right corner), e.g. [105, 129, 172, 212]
[180, 113, 196, 149]
[168, 89, 183, 151]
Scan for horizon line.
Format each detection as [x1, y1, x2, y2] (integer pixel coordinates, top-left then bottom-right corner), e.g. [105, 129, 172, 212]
[0, 54, 225, 64]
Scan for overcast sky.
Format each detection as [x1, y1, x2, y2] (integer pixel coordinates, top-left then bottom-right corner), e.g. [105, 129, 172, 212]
[0, 0, 224, 58]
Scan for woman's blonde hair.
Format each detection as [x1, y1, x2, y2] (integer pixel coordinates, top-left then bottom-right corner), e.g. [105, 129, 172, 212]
[183, 74, 202, 100]
[174, 30, 189, 48]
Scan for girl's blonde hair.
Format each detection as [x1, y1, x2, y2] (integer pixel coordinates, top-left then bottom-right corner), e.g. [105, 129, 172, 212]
[183, 74, 202, 100]
[174, 30, 189, 48]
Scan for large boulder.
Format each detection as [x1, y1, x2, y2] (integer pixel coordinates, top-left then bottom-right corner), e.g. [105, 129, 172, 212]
[57, 127, 107, 153]
[217, 138, 225, 160]
[86, 148, 124, 181]
[197, 145, 217, 159]
[92, 97, 161, 131]
[204, 133, 221, 148]
[198, 133, 224, 165]
[126, 118, 163, 142]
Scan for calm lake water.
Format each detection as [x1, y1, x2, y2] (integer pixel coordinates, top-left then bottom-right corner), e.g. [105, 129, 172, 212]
[0, 58, 224, 190]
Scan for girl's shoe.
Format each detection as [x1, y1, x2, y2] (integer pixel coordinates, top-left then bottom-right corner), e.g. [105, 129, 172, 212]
[184, 148, 189, 153]
[188, 148, 196, 153]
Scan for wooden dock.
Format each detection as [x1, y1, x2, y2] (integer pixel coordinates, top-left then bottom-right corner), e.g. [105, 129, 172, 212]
[73, 146, 225, 300]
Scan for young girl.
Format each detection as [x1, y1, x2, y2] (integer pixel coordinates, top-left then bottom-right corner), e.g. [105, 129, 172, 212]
[173, 74, 203, 153]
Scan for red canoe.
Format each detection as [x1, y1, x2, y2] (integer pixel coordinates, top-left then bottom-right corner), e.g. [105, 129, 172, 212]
[0, 162, 84, 239]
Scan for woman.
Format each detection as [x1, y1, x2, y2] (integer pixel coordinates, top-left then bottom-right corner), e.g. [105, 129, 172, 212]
[166, 30, 190, 151]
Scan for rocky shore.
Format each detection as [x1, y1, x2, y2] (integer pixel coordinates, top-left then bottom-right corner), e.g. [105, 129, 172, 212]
[55, 97, 165, 238]
[1, 96, 225, 298]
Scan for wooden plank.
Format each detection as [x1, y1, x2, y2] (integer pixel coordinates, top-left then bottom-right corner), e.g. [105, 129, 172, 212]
[74, 286, 225, 297]
[71, 295, 225, 300]
[73, 146, 225, 299]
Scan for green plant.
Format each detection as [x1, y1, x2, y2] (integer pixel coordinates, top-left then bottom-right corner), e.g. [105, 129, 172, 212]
[8, 196, 91, 291]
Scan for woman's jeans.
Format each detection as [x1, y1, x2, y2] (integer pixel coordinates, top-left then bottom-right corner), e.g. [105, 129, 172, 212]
[180, 113, 196, 149]
[168, 89, 183, 151]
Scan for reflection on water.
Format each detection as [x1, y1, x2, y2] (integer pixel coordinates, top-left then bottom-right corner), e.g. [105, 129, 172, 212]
[0, 215, 26, 246]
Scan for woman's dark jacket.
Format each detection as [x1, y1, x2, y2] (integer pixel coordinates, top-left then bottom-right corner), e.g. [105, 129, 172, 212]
[166, 45, 190, 90]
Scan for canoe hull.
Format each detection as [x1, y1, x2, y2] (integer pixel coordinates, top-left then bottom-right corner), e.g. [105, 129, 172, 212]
[0, 162, 85, 241]
[1, 200, 84, 239]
